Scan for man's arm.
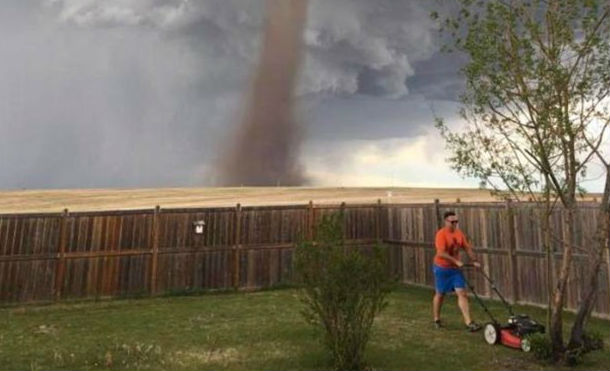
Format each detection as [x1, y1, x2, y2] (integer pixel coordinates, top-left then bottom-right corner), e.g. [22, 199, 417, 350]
[463, 238, 481, 268]
[438, 252, 464, 267]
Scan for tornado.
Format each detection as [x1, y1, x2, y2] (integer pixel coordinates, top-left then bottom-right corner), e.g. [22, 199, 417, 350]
[217, 0, 309, 186]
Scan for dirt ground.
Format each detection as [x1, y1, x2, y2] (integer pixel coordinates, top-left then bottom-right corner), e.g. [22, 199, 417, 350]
[0, 187, 601, 213]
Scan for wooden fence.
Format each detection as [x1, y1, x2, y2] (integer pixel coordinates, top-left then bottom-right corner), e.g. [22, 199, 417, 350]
[0, 201, 608, 318]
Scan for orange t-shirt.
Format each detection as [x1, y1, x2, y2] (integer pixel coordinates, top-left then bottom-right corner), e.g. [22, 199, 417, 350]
[434, 227, 471, 268]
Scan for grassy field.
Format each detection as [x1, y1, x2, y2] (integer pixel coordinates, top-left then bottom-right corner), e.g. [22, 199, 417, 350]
[0, 285, 607, 371]
[0, 187, 509, 213]
[1, 186, 601, 213]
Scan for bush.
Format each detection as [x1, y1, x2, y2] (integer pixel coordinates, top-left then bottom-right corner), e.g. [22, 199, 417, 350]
[529, 330, 605, 366]
[528, 333, 553, 361]
[582, 330, 604, 352]
[293, 213, 396, 371]
[564, 346, 585, 367]
[563, 330, 606, 366]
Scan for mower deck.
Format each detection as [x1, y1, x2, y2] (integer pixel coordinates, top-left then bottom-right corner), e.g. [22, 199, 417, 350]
[463, 265, 545, 352]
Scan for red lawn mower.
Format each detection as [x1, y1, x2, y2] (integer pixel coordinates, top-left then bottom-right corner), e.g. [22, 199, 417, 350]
[462, 264, 545, 352]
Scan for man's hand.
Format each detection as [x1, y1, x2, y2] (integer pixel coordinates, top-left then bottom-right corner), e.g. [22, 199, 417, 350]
[473, 261, 481, 268]
[455, 260, 464, 268]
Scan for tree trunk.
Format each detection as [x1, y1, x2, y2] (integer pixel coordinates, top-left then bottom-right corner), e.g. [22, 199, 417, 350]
[543, 210, 553, 330]
[568, 167, 610, 349]
[550, 204, 575, 358]
[542, 176, 554, 330]
[567, 248, 604, 349]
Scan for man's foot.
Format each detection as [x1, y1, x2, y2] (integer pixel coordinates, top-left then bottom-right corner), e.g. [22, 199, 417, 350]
[434, 319, 443, 329]
[466, 321, 482, 332]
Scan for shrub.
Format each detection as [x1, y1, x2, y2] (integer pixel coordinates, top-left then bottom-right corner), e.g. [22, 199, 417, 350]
[582, 330, 604, 352]
[564, 346, 585, 367]
[527, 332, 604, 366]
[563, 330, 606, 366]
[528, 333, 553, 361]
[293, 213, 395, 371]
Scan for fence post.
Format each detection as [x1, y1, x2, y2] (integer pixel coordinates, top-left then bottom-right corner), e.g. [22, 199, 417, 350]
[307, 200, 314, 240]
[376, 199, 382, 243]
[54, 208, 69, 300]
[606, 240, 610, 303]
[434, 199, 442, 229]
[233, 203, 242, 289]
[340, 202, 346, 241]
[505, 200, 520, 304]
[150, 205, 160, 295]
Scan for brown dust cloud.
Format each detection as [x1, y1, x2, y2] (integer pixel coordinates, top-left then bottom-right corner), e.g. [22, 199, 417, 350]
[217, 0, 309, 186]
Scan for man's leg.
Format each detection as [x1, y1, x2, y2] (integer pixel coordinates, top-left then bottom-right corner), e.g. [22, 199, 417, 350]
[433, 292, 444, 322]
[455, 289, 472, 325]
[454, 271, 481, 331]
[432, 265, 445, 323]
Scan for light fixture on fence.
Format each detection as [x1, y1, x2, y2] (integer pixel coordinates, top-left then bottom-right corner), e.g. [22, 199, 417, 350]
[193, 220, 206, 235]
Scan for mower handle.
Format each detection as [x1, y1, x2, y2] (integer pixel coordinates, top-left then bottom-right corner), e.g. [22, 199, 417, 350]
[460, 262, 515, 317]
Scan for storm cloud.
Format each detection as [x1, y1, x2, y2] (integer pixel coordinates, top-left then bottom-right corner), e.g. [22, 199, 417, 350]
[49, 0, 440, 97]
[0, 0, 464, 189]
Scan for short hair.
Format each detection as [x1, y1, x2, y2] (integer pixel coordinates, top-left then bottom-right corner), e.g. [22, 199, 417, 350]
[443, 211, 456, 220]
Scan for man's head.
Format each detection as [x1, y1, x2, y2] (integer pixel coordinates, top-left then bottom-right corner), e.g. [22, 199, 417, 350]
[444, 211, 459, 231]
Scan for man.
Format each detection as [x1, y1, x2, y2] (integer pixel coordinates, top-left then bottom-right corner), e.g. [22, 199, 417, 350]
[432, 211, 482, 331]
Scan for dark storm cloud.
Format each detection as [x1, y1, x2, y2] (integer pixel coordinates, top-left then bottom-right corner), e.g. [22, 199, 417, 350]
[51, 0, 442, 98]
[407, 52, 468, 101]
[0, 0, 464, 189]
[303, 95, 451, 141]
[1, 1, 234, 189]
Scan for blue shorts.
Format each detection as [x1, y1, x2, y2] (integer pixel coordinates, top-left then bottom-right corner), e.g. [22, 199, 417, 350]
[433, 264, 466, 294]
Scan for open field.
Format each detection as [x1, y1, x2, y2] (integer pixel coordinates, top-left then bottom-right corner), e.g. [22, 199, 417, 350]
[1, 285, 608, 371]
[0, 187, 602, 213]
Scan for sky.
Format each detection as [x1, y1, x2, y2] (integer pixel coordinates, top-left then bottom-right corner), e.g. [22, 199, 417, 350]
[0, 0, 606, 191]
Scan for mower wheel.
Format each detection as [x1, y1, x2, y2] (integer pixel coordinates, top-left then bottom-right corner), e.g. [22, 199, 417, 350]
[520, 338, 531, 352]
[483, 323, 501, 345]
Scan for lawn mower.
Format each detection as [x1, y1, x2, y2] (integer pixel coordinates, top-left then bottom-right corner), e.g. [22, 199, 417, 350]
[461, 264, 545, 352]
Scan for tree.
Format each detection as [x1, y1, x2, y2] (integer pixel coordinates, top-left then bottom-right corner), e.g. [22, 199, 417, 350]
[567, 143, 609, 351]
[432, 0, 610, 361]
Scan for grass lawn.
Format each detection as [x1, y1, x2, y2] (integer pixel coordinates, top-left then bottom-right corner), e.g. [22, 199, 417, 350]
[0, 285, 608, 371]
